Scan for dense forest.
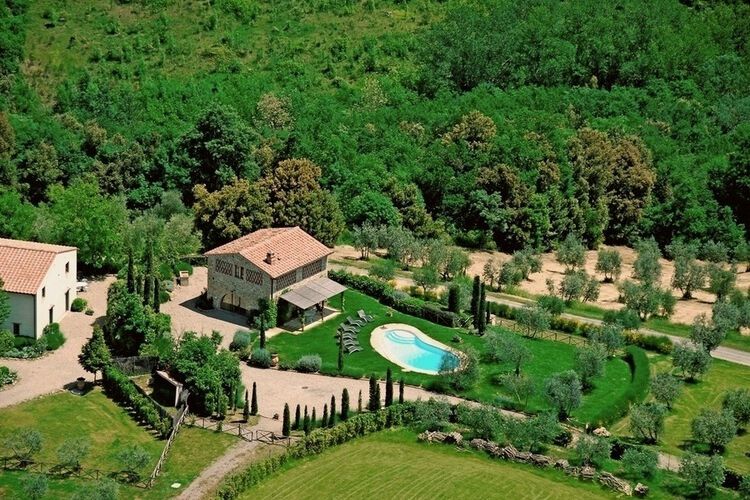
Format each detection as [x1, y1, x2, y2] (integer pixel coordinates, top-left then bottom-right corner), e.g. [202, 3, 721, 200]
[0, 0, 749, 271]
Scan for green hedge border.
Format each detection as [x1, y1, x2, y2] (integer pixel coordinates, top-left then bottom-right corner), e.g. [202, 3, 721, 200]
[578, 346, 650, 427]
[329, 270, 460, 327]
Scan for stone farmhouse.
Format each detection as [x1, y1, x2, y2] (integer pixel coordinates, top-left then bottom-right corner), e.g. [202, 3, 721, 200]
[204, 227, 346, 326]
[0, 238, 78, 339]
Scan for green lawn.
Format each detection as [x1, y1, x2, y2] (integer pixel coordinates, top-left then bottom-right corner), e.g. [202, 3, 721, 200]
[612, 355, 750, 475]
[269, 290, 635, 424]
[0, 390, 235, 499]
[239, 429, 617, 500]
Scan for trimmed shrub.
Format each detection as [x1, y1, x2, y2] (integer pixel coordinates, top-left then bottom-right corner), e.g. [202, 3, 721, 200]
[42, 323, 65, 350]
[624, 331, 673, 354]
[295, 354, 322, 373]
[71, 298, 88, 312]
[0, 330, 13, 355]
[230, 331, 254, 351]
[249, 348, 272, 368]
[0, 365, 18, 386]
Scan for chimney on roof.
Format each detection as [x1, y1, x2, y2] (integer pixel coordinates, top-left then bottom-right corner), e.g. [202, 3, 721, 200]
[265, 251, 275, 264]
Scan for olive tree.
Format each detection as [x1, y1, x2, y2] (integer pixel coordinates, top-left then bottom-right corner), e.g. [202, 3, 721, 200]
[575, 435, 611, 467]
[650, 373, 682, 410]
[589, 323, 624, 357]
[595, 248, 622, 282]
[680, 453, 725, 498]
[723, 388, 750, 428]
[574, 343, 607, 391]
[629, 402, 667, 444]
[556, 234, 586, 271]
[515, 305, 551, 338]
[485, 330, 533, 375]
[672, 343, 711, 381]
[691, 409, 737, 452]
[690, 314, 726, 352]
[544, 370, 582, 420]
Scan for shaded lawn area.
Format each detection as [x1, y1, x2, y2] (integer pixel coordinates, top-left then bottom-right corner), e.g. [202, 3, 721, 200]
[240, 429, 616, 500]
[0, 390, 235, 499]
[611, 355, 750, 475]
[268, 290, 634, 424]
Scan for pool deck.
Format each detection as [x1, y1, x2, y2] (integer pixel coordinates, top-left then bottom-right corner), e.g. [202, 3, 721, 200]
[370, 323, 460, 375]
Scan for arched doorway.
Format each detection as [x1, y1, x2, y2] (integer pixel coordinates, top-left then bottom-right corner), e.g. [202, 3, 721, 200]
[220, 292, 246, 315]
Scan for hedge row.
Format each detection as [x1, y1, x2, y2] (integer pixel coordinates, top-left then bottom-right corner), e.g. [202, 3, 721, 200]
[623, 331, 673, 354]
[216, 404, 417, 500]
[582, 346, 651, 427]
[102, 364, 172, 437]
[328, 270, 459, 327]
[487, 302, 674, 354]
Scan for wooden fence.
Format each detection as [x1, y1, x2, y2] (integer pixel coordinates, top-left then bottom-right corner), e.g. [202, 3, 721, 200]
[494, 317, 588, 347]
[147, 404, 189, 487]
[186, 417, 292, 447]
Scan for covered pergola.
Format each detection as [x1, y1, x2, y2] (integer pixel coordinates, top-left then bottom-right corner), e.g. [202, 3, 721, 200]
[279, 277, 347, 331]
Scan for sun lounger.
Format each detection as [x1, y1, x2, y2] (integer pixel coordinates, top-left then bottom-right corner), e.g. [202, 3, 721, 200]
[346, 316, 365, 327]
[357, 310, 374, 322]
[339, 324, 359, 334]
[346, 344, 363, 353]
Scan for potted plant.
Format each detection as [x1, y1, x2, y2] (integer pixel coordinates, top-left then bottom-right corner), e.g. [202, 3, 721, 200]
[270, 352, 279, 367]
[76, 376, 86, 390]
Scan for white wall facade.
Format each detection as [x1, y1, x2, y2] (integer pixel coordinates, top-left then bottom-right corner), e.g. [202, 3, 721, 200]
[36, 250, 77, 337]
[2, 250, 77, 339]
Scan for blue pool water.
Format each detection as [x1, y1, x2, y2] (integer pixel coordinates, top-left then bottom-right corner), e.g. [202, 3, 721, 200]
[382, 329, 459, 374]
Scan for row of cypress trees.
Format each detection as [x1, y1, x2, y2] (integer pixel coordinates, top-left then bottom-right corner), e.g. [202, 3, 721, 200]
[282, 369, 406, 436]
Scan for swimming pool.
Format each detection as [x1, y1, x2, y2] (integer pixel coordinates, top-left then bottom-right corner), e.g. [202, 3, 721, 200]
[370, 324, 459, 375]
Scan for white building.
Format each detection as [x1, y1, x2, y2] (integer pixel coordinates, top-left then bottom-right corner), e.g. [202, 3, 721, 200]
[0, 238, 78, 339]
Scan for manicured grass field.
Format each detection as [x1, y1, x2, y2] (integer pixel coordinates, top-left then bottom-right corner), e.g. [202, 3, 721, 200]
[239, 430, 615, 500]
[269, 290, 635, 424]
[0, 390, 235, 499]
[612, 355, 750, 475]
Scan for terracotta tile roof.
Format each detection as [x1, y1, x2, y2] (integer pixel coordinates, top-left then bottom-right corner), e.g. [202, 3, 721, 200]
[204, 227, 333, 279]
[0, 238, 77, 295]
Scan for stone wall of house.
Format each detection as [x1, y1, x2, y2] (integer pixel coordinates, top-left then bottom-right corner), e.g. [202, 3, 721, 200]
[206, 254, 329, 313]
[207, 254, 272, 313]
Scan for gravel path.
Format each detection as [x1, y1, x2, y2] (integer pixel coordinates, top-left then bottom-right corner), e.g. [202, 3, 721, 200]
[0, 276, 115, 409]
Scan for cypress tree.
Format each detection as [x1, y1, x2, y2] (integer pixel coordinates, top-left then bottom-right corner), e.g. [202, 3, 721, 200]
[311, 407, 317, 428]
[358, 390, 363, 413]
[486, 299, 491, 323]
[153, 278, 160, 313]
[126, 246, 135, 293]
[374, 383, 381, 411]
[399, 378, 405, 404]
[243, 389, 250, 422]
[329, 395, 336, 427]
[338, 333, 344, 371]
[385, 368, 393, 407]
[251, 382, 258, 415]
[258, 315, 266, 349]
[282, 403, 290, 436]
[294, 404, 301, 430]
[471, 275, 481, 327]
[341, 388, 350, 421]
[303, 406, 311, 435]
[448, 284, 460, 313]
[143, 242, 154, 305]
[478, 284, 487, 334]
[322, 405, 328, 428]
[368, 376, 377, 411]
